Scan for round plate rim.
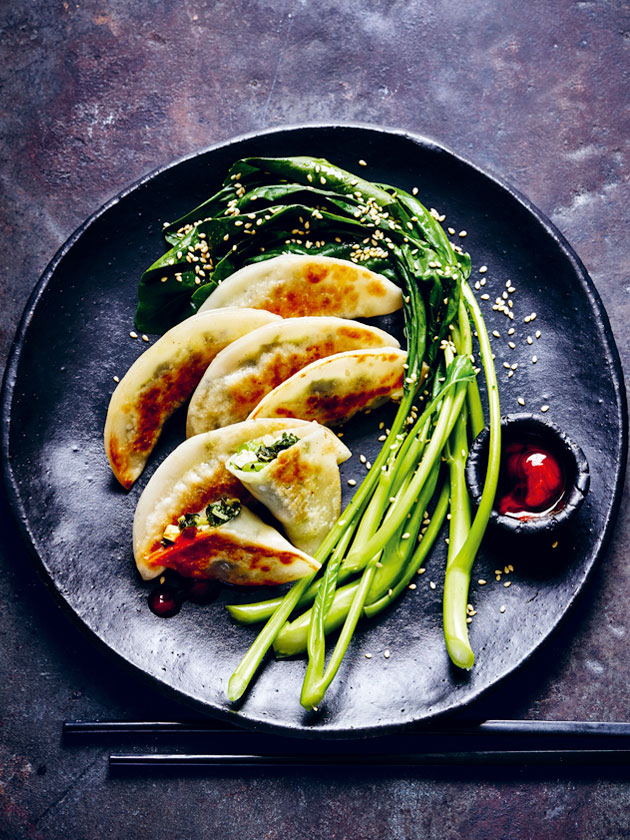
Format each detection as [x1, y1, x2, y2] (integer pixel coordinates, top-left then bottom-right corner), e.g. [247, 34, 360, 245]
[1, 122, 627, 738]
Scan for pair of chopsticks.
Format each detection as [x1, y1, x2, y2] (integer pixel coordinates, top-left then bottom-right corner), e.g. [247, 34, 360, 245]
[63, 719, 630, 770]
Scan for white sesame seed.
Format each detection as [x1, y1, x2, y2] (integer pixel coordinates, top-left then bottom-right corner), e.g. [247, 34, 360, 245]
[384, 649, 390, 658]
[458, 230, 467, 237]
[527, 336, 533, 345]
[129, 331, 138, 339]
[429, 581, 436, 590]
[508, 341, 515, 349]
[552, 540, 559, 549]
[418, 568, 426, 575]
[113, 375, 120, 383]
[478, 579, 487, 585]
[536, 330, 541, 339]
[500, 605, 506, 614]
[492, 330, 501, 338]
[347, 479, 357, 486]
[358, 159, 367, 166]
[365, 652, 372, 659]
[141, 334, 149, 342]
[532, 355, 537, 363]
[409, 583, 417, 590]
[359, 454, 366, 464]
[517, 397, 525, 406]
[504, 580, 511, 587]
[541, 404, 550, 413]
[479, 265, 487, 274]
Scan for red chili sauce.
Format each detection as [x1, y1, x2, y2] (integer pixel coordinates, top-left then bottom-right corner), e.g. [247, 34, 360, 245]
[497, 439, 565, 519]
[148, 575, 221, 618]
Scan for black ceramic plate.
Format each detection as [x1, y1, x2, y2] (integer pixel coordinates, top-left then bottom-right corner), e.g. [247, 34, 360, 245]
[2, 125, 626, 737]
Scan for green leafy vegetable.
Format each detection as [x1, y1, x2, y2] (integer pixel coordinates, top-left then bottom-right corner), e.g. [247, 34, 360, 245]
[177, 499, 241, 531]
[205, 498, 242, 528]
[232, 432, 301, 473]
[177, 512, 201, 530]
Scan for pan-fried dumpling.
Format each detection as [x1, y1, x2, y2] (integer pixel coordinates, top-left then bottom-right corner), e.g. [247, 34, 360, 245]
[198, 254, 403, 319]
[105, 307, 279, 489]
[133, 417, 315, 580]
[248, 348, 408, 426]
[226, 423, 351, 555]
[186, 316, 400, 436]
[140, 499, 319, 586]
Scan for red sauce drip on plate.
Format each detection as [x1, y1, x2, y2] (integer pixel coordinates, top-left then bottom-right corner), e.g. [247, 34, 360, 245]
[148, 586, 182, 618]
[497, 441, 565, 518]
[148, 575, 221, 618]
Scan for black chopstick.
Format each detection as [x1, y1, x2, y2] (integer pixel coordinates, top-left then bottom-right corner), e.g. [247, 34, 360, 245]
[62, 721, 630, 770]
[109, 749, 630, 769]
[64, 719, 630, 739]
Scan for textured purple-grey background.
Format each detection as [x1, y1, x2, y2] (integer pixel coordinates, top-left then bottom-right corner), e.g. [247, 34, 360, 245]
[1, 1, 629, 838]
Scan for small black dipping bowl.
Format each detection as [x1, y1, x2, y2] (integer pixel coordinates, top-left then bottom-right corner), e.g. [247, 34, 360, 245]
[465, 413, 590, 537]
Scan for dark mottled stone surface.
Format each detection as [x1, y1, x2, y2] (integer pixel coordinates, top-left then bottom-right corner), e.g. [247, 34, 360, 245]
[0, 1, 628, 838]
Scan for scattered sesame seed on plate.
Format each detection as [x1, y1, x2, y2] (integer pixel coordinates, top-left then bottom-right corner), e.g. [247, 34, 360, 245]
[347, 479, 357, 486]
[541, 404, 550, 412]
[384, 649, 390, 659]
[479, 265, 487, 273]
[113, 375, 120, 383]
[517, 397, 525, 406]
[358, 159, 367, 166]
[129, 331, 138, 339]
[458, 230, 467, 237]
[429, 581, 436, 590]
[532, 355, 537, 363]
[500, 605, 506, 614]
